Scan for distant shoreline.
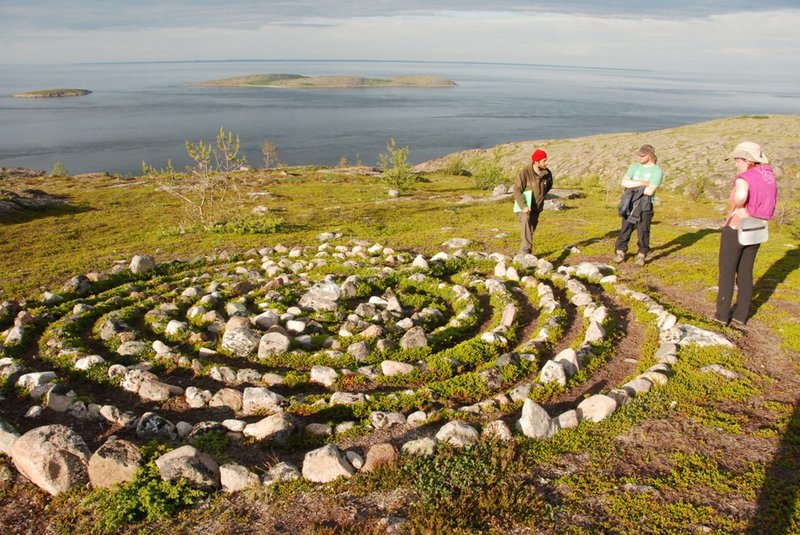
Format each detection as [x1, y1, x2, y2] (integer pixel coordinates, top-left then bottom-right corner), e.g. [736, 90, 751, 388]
[191, 73, 457, 89]
[13, 88, 92, 98]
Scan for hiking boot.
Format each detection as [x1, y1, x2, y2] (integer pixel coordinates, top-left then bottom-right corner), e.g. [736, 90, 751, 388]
[613, 250, 625, 263]
[730, 317, 747, 329]
[634, 253, 646, 266]
[707, 314, 729, 327]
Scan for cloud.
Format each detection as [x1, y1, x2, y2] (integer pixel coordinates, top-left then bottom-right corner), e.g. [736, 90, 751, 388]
[2, 0, 798, 32]
[1, 0, 799, 77]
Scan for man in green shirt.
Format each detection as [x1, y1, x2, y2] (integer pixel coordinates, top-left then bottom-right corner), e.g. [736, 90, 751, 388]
[614, 144, 663, 266]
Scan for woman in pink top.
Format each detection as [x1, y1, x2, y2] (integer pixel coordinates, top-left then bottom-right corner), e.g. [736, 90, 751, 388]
[713, 141, 778, 326]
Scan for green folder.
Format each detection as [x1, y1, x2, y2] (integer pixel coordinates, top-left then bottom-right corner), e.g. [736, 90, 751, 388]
[513, 190, 533, 212]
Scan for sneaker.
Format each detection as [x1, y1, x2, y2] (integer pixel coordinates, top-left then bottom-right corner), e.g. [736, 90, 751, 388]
[613, 250, 625, 263]
[634, 253, 646, 266]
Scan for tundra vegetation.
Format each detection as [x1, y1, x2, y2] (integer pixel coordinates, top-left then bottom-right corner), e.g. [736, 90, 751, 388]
[0, 115, 798, 534]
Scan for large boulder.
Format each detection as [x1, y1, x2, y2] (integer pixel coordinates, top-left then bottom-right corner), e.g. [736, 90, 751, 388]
[10, 424, 90, 495]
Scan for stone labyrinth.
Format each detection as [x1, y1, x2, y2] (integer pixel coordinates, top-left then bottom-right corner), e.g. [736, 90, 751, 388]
[0, 237, 734, 495]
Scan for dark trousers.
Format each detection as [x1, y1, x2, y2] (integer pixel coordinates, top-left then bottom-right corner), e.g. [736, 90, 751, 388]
[516, 209, 540, 254]
[614, 210, 654, 254]
[716, 226, 760, 324]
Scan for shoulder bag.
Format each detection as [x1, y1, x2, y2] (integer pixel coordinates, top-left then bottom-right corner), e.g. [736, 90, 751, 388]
[738, 217, 768, 246]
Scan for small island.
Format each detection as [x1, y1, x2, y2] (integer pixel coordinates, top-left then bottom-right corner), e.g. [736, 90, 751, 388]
[13, 88, 92, 98]
[192, 73, 456, 88]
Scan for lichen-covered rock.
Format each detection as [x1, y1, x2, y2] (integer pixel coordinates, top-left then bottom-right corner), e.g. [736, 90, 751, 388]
[435, 420, 479, 448]
[88, 438, 142, 488]
[155, 445, 220, 490]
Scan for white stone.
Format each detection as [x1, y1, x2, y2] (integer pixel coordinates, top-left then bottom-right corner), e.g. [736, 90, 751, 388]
[517, 399, 556, 439]
[577, 394, 618, 423]
[302, 444, 355, 483]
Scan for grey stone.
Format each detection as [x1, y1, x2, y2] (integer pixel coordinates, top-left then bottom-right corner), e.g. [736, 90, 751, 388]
[0, 417, 20, 454]
[538, 360, 567, 386]
[242, 387, 287, 415]
[220, 462, 260, 493]
[209, 388, 243, 412]
[262, 462, 300, 486]
[258, 331, 292, 358]
[243, 412, 299, 442]
[221, 325, 261, 357]
[362, 443, 398, 472]
[482, 420, 513, 441]
[302, 444, 355, 483]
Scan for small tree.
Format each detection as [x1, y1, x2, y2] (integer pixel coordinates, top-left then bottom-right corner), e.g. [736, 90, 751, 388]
[261, 140, 279, 169]
[143, 127, 248, 229]
[378, 138, 419, 193]
[470, 147, 508, 189]
[442, 155, 467, 176]
[50, 161, 69, 177]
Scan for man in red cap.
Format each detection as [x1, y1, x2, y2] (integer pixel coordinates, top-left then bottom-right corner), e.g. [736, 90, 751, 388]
[512, 149, 553, 255]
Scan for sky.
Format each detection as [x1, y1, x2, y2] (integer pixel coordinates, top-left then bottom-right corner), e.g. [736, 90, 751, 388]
[1, 1, 799, 77]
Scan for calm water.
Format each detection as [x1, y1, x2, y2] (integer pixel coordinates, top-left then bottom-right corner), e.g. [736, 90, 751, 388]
[1, 60, 799, 175]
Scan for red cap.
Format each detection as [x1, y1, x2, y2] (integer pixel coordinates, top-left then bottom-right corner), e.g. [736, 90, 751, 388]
[531, 149, 547, 162]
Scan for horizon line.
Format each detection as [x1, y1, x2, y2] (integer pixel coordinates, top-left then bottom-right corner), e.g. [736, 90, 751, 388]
[2, 58, 650, 74]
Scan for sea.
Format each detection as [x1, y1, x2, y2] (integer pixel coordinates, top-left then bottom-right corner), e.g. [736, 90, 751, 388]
[1, 59, 799, 175]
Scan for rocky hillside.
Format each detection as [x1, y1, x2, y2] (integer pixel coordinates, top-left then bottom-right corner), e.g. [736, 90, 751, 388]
[417, 114, 800, 198]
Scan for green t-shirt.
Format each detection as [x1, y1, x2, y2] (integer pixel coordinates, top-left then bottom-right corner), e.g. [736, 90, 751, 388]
[625, 162, 663, 199]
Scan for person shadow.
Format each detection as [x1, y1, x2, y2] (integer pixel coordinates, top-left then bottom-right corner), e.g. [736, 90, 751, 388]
[747, 398, 800, 534]
[646, 227, 718, 262]
[546, 229, 619, 264]
[750, 247, 800, 316]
